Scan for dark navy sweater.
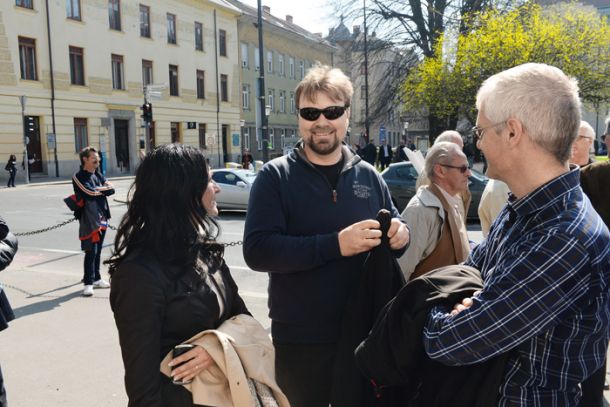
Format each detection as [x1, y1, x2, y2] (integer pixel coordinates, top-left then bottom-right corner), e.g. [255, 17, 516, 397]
[243, 143, 405, 343]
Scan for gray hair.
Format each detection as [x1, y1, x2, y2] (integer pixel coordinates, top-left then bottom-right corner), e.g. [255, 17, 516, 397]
[424, 142, 465, 180]
[579, 121, 595, 140]
[434, 130, 463, 147]
[476, 63, 581, 164]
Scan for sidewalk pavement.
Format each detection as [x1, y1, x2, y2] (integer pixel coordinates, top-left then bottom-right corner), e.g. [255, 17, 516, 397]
[5, 174, 135, 188]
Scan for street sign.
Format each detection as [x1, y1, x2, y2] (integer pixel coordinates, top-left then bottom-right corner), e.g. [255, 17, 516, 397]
[145, 84, 166, 101]
[187, 122, 196, 129]
[47, 133, 56, 149]
[379, 126, 386, 143]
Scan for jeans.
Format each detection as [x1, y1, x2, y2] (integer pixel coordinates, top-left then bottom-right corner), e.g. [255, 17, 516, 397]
[6, 170, 15, 188]
[83, 229, 105, 285]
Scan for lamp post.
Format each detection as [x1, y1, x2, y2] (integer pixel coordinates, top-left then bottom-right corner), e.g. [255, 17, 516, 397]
[240, 119, 246, 161]
[19, 95, 29, 184]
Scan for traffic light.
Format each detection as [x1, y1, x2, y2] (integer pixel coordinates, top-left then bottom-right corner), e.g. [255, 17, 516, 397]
[141, 103, 153, 123]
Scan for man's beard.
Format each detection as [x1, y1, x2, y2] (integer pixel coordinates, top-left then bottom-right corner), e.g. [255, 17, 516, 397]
[305, 131, 341, 156]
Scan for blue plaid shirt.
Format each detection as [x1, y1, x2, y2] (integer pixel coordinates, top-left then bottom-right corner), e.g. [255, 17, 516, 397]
[423, 167, 610, 406]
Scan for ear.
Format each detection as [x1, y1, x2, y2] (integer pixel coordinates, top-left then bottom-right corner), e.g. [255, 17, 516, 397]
[505, 118, 524, 148]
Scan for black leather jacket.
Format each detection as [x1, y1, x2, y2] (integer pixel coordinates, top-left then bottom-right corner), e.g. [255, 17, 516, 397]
[110, 245, 249, 407]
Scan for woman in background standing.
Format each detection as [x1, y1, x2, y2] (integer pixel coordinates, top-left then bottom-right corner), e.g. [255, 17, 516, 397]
[4, 155, 16, 188]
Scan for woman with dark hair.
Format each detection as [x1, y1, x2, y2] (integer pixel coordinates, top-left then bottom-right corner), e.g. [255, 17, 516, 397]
[108, 144, 249, 406]
[4, 155, 16, 188]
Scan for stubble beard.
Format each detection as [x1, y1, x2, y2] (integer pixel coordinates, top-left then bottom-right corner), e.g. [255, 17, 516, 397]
[305, 128, 342, 156]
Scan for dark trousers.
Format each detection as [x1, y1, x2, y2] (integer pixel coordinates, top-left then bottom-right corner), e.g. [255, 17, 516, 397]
[274, 341, 336, 407]
[6, 171, 15, 188]
[0, 363, 6, 407]
[579, 358, 606, 407]
[83, 230, 105, 285]
[379, 158, 391, 171]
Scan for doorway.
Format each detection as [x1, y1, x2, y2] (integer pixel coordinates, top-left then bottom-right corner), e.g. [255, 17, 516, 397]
[114, 119, 130, 171]
[222, 124, 229, 164]
[171, 122, 181, 143]
[24, 115, 43, 173]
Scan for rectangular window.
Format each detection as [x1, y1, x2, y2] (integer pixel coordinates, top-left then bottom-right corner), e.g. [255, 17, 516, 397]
[267, 50, 273, 73]
[290, 92, 295, 114]
[278, 54, 284, 76]
[18, 37, 37, 80]
[269, 128, 275, 150]
[109, 0, 121, 31]
[169, 64, 179, 96]
[66, 0, 81, 20]
[111, 54, 124, 89]
[16, 0, 33, 9]
[280, 128, 286, 148]
[195, 21, 203, 51]
[268, 89, 274, 112]
[74, 118, 88, 152]
[361, 85, 366, 99]
[167, 13, 176, 44]
[196, 70, 205, 99]
[279, 90, 285, 113]
[299, 60, 305, 79]
[241, 42, 248, 68]
[289, 57, 295, 78]
[254, 47, 260, 70]
[142, 59, 153, 87]
[69, 46, 84, 85]
[220, 74, 228, 102]
[139, 4, 150, 38]
[360, 63, 367, 75]
[198, 123, 207, 149]
[219, 29, 227, 57]
[242, 84, 250, 110]
[171, 122, 181, 143]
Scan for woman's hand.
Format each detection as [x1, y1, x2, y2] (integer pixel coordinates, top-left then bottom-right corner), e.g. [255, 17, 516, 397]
[168, 346, 214, 383]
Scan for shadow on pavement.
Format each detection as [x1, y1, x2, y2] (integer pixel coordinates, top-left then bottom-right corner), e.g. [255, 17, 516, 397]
[10, 282, 84, 318]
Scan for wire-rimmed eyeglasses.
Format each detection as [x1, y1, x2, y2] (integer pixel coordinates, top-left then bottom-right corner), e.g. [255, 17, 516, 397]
[472, 121, 505, 142]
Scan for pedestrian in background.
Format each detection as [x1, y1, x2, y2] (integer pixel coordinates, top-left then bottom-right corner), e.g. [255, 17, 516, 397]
[398, 141, 471, 281]
[72, 146, 114, 297]
[424, 63, 609, 405]
[569, 121, 595, 167]
[377, 139, 393, 170]
[361, 139, 377, 166]
[241, 148, 253, 170]
[0, 215, 18, 407]
[4, 155, 16, 188]
[243, 64, 409, 407]
[108, 144, 250, 406]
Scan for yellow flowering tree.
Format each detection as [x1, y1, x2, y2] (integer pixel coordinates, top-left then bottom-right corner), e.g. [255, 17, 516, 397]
[404, 2, 610, 123]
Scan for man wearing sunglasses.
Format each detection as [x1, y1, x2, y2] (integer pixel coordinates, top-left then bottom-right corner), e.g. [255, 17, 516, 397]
[423, 63, 609, 406]
[244, 64, 409, 407]
[72, 146, 115, 297]
[398, 141, 471, 281]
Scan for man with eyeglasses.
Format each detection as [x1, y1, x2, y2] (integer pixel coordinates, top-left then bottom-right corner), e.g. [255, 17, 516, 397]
[244, 64, 409, 407]
[72, 146, 114, 297]
[569, 121, 595, 167]
[423, 63, 609, 406]
[398, 141, 471, 281]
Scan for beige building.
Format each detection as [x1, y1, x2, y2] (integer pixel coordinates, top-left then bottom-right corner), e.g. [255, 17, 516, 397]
[0, 0, 242, 181]
[226, 1, 336, 161]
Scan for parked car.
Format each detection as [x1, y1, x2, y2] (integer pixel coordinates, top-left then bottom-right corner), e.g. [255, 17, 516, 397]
[381, 162, 489, 220]
[211, 169, 257, 210]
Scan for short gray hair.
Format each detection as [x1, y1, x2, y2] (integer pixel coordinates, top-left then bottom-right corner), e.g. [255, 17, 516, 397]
[424, 141, 464, 180]
[476, 63, 581, 164]
[579, 121, 595, 140]
[434, 130, 463, 147]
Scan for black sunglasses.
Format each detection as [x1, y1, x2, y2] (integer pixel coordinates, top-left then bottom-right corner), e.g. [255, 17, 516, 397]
[440, 164, 470, 174]
[297, 105, 349, 121]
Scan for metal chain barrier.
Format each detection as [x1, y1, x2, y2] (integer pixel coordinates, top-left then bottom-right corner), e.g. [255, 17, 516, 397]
[12, 218, 242, 247]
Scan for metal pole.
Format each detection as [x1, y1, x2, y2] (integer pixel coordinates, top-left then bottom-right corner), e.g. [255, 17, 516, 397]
[363, 0, 370, 143]
[44, 0, 59, 177]
[19, 96, 30, 184]
[258, 0, 269, 162]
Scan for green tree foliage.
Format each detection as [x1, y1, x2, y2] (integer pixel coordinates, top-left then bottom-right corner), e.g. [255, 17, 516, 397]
[404, 2, 610, 122]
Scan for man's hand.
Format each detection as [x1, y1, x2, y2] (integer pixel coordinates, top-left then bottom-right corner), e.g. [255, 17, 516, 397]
[388, 218, 409, 250]
[450, 290, 482, 316]
[338, 219, 382, 256]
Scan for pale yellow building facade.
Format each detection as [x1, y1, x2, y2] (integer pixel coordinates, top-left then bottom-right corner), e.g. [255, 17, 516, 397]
[0, 0, 242, 181]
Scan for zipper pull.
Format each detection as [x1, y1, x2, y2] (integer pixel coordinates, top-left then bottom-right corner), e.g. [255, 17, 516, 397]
[332, 190, 337, 203]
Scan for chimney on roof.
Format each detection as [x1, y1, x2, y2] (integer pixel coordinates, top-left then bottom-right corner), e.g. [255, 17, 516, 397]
[353, 25, 361, 35]
[286, 15, 293, 24]
[262, 5, 270, 14]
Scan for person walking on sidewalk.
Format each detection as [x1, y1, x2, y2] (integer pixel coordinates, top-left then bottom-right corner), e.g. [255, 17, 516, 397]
[243, 64, 410, 407]
[72, 146, 114, 297]
[4, 155, 16, 188]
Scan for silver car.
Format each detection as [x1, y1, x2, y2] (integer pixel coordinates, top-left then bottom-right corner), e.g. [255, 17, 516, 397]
[211, 169, 257, 210]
